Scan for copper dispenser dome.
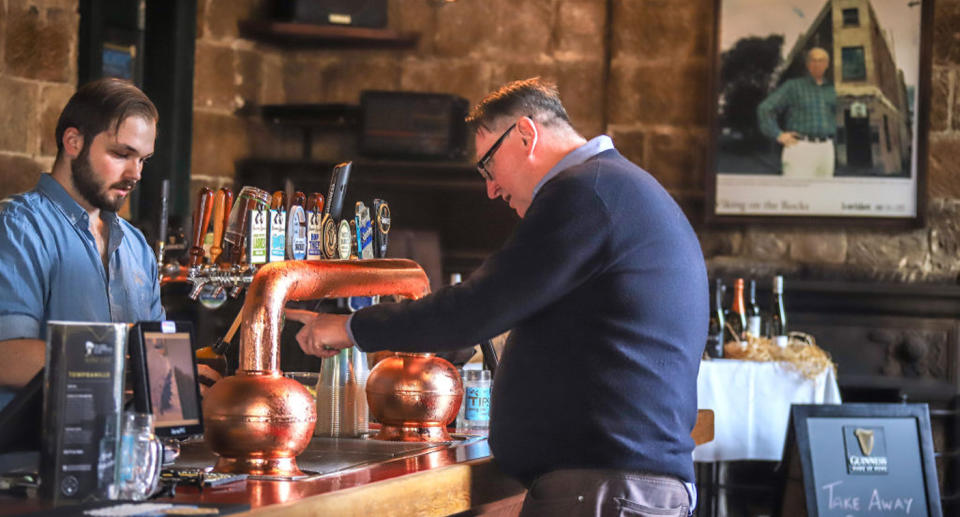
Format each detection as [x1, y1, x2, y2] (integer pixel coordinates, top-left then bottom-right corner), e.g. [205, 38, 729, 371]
[367, 353, 463, 442]
[202, 259, 430, 477]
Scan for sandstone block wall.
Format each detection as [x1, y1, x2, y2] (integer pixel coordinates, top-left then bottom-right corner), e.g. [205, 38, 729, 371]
[0, 0, 78, 200]
[1, 0, 958, 282]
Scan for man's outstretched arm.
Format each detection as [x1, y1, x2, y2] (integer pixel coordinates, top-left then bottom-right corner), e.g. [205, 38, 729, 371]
[0, 338, 45, 388]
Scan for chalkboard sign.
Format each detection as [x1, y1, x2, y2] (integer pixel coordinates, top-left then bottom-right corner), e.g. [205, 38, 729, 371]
[777, 404, 942, 517]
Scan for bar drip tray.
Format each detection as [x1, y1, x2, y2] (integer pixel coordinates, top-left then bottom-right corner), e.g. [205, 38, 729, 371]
[174, 434, 482, 478]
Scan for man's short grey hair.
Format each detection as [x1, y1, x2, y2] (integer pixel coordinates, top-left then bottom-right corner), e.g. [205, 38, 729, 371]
[466, 77, 574, 134]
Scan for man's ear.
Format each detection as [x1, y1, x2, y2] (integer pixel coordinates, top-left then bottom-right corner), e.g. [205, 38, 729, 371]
[517, 116, 538, 155]
[62, 128, 84, 158]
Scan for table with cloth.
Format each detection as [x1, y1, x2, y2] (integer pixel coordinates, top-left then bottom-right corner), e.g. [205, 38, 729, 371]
[692, 358, 841, 516]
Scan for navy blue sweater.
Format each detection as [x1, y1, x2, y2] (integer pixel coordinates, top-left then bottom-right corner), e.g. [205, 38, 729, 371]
[351, 149, 708, 484]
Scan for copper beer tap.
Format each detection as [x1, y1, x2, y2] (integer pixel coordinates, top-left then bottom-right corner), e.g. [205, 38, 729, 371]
[202, 259, 432, 477]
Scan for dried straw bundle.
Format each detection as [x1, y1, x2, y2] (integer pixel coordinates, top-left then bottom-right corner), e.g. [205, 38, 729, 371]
[718, 326, 836, 380]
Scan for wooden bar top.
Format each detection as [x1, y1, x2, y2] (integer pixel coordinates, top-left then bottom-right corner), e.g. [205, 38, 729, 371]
[0, 435, 524, 517]
[0, 410, 713, 516]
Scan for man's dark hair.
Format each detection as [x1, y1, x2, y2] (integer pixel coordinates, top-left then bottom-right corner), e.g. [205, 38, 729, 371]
[55, 77, 159, 156]
[466, 77, 572, 133]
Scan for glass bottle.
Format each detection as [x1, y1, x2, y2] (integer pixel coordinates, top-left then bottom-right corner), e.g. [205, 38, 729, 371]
[725, 278, 748, 346]
[769, 275, 788, 347]
[747, 279, 763, 338]
[116, 413, 162, 501]
[221, 186, 270, 266]
[706, 279, 725, 358]
[461, 369, 491, 435]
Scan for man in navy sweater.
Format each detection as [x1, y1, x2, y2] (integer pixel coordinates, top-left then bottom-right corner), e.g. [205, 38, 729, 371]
[288, 78, 708, 517]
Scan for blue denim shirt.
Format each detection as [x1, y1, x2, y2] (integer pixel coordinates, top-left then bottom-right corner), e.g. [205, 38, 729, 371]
[0, 174, 164, 407]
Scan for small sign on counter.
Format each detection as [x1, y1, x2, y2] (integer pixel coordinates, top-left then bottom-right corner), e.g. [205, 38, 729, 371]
[40, 322, 128, 503]
[777, 403, 942, 517]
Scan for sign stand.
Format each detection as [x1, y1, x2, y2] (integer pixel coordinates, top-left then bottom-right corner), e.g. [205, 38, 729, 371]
[777, 403, 942, 517]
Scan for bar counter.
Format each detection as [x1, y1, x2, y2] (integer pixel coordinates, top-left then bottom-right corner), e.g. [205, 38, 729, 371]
[0, 434, 528, 516]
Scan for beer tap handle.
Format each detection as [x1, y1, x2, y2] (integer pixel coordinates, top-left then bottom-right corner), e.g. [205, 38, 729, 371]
[221, 188, 234, 236]
[290, 191, 306, 212]
[270, 190, 286, 211]
[157, 179, 169, 268]
[190, 187, 214, 267]
[308, 192, 325, 216]
[210, 189, 228, 263]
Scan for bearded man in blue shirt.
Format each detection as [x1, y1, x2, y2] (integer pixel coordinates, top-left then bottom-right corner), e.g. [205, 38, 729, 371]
[287, 78, 708, 517]
[0, 78, 166, 409]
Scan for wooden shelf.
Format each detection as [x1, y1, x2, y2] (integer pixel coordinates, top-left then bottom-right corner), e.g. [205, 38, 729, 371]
[261, 103, 360, 129]
[239, 20, 419, 48]
[238, 158, 483, 191]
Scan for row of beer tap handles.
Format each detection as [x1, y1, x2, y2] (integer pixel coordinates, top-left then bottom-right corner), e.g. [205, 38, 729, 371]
[185, 182, 391, 301]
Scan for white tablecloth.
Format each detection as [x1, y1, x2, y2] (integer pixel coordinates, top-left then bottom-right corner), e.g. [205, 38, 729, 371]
[692, 359, 842, 462]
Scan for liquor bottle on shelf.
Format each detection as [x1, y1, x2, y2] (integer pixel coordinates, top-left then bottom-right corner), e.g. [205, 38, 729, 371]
[768, 275, 788, 347]
[747, 279, 762, 338]
[706, 278, 725, 358]
[724, 278, 748, 347]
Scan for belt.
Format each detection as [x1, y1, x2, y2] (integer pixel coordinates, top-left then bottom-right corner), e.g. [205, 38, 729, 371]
[796, 134, 832, 142]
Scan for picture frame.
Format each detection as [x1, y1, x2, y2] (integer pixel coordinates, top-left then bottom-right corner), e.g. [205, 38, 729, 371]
[706, 0, 934, 227]
[776, 403, 942, 517]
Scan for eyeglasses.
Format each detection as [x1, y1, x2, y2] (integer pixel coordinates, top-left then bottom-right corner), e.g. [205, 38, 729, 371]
[476, 123, 517, 182]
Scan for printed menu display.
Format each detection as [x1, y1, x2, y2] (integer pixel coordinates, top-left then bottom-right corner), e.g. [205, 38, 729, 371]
[39, 322, 127, 503]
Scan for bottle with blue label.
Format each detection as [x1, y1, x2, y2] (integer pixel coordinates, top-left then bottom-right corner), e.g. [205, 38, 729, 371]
[460, 369, 491, 434]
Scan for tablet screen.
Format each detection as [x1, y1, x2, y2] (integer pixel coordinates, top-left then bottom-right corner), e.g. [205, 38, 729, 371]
[143, 331, 201, 430]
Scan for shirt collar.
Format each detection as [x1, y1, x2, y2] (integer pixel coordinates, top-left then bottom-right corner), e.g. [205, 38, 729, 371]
[36, 173, 120, 229]
[532, 135, 615, 199]
[804, 75, 831, 87]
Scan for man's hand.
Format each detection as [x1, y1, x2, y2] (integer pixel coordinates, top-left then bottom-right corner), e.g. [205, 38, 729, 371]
[196, 364, 222, 399]
[285, 309, 353, 358]
[777, 131, 799, 147]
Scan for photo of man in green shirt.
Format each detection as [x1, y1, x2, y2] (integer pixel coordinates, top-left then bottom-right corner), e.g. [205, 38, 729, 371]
[757, 47, 837, 178]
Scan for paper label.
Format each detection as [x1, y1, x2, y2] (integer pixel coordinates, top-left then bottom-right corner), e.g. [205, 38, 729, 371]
[464, 386, 491, 421]
[307, 210, 323, 260]
[748, 316, 762, 337]
[248, 209, 268, 264]
[268, 210, 286, 262]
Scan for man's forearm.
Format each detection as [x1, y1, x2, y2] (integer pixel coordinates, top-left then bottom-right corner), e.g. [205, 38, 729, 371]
[0, 338, 45, 388]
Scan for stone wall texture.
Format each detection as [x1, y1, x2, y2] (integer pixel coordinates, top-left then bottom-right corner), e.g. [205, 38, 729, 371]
[699, 0, 960, 282]
[1, 0, 959, 282]
[0, 0, 78, 200]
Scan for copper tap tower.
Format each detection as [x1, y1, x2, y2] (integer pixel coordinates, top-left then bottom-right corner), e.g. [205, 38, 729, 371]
[202, 259, 430, 477]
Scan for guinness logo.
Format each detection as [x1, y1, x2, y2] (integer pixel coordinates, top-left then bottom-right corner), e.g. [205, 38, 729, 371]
[855, 428, 875, 456]
[843, 425, 887, 475]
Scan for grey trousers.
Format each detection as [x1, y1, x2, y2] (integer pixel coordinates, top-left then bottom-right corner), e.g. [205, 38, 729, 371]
[518, 469, 690, 517]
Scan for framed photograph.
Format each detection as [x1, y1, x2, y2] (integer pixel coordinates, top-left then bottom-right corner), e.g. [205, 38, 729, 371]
[706, 0, 934, 226]
[776, 403, 942, 517]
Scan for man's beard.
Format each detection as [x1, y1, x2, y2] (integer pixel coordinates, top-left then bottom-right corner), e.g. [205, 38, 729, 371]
[71, 146, 137, 212]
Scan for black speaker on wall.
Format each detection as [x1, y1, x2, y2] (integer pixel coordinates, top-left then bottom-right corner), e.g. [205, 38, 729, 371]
[273, 0, 387, 28]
